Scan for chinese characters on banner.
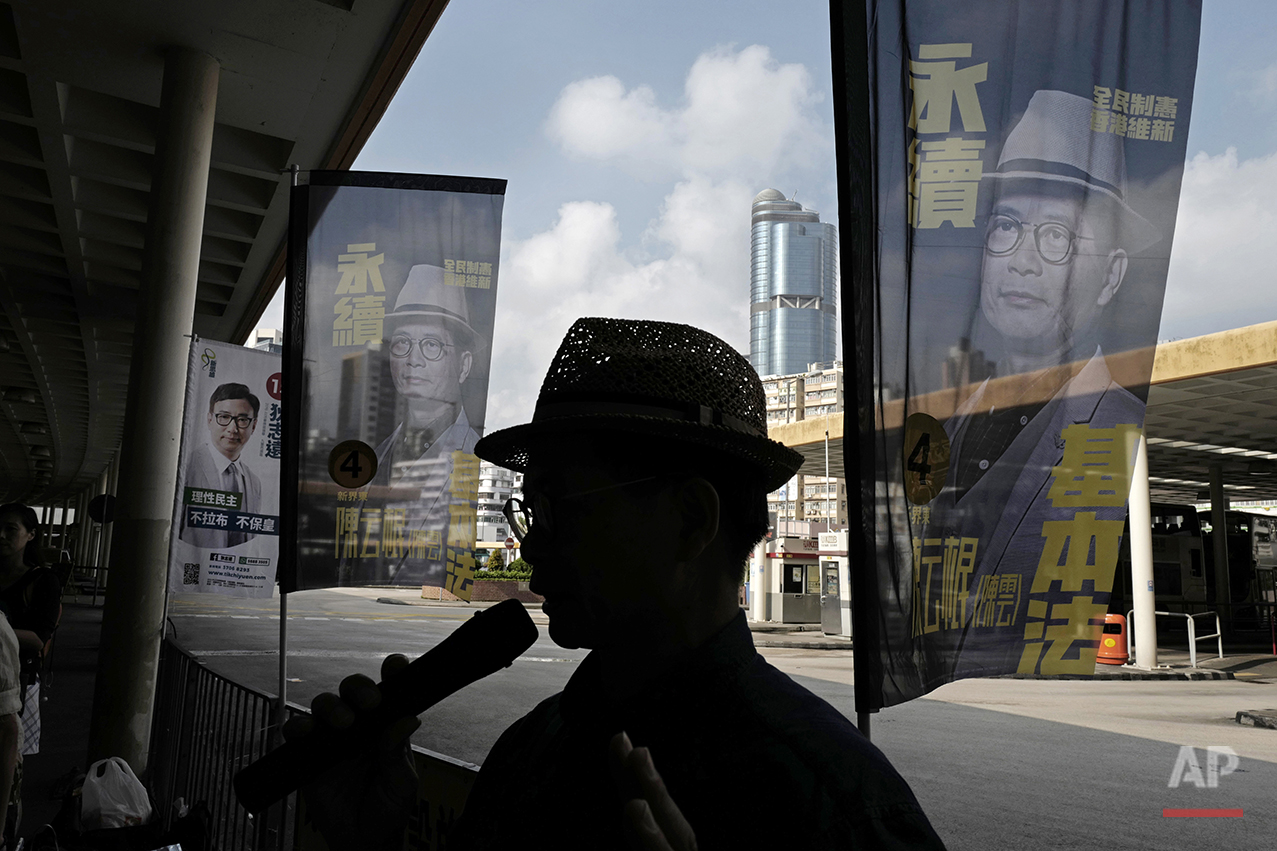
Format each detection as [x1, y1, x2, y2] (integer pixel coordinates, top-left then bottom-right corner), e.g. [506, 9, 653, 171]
[281, 172, 506, 600]
[833, 0, 1203, 707]
[167, 339, 283, 597]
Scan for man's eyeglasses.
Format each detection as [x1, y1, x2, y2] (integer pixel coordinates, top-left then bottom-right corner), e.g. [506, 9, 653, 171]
[390, 335, 454, 361]
[213, 413, 256, 428]
[984, 214, 1094, 266]
[503, 475, 663, 543]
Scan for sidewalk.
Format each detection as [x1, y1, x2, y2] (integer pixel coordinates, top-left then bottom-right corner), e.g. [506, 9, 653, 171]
[22, 601, 102, 841]
[29, 596, 1277, 845]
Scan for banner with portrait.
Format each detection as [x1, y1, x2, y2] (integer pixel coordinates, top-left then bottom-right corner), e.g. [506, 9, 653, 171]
[832, 1, 1203, 707]
[168, 339, 283, 597]
[280, 172, 506, 600]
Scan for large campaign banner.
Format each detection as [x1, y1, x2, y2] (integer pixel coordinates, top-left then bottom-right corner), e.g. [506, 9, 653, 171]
[280, 172, 506, 600]
[168, 339, 283, 597]
[833, 1, 1203, 707]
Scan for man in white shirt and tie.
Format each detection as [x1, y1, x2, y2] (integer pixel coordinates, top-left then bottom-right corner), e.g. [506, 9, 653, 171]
[180, 383, 264, 549]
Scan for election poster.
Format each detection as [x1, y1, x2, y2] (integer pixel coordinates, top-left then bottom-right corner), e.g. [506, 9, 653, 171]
[280, 172, 506, 600]
[831, 1, 1204, 707]
[168, 339, 283, 597]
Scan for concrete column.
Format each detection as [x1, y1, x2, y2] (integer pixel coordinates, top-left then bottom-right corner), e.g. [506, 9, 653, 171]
[88, 47, 219, 773]
[89, 468, 108, 567]
[59, 496, 70, 555]
[75, 489, 91, 566]
[1128, 434, 1157, 669]
[749, 540, 767, 622]
[98, 451, 121, 589]
[1208, 464, 1231, 633]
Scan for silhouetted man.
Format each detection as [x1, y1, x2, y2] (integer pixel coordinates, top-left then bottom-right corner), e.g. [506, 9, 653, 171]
[290, 318, 946, 850]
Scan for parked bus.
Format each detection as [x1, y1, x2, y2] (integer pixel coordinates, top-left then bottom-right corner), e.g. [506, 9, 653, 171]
[1198, 509, 1277, 608]
[1109, 503, 1206, 616]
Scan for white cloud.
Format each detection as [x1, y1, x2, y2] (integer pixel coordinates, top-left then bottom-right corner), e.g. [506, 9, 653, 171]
[1161, 147, 1277, 338]
[484, 45, 835, 431]
[545, 77, 676, 177]
[545, 44, 829, 181]
[488, 178, 757, 431]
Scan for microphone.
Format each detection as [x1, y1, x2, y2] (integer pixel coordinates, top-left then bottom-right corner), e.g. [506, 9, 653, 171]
[233, 597, 539, 814]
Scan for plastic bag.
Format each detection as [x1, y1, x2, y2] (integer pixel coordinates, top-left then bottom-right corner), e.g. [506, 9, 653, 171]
[79, 757, 153, 831]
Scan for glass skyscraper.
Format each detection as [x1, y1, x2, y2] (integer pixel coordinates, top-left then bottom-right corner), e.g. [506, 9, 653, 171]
[749, 189, 838, 377]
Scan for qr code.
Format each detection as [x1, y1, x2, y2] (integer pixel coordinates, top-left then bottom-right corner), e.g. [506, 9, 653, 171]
[182, 563, 200, 585]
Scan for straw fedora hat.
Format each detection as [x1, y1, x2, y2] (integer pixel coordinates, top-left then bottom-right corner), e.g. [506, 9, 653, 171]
[985, 89, 1161, 252]
[475, 318, 804, 492]
[387, 264, 481, 348]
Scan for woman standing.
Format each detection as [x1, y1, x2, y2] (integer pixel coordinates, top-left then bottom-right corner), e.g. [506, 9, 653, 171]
[0, 504, 62, 758]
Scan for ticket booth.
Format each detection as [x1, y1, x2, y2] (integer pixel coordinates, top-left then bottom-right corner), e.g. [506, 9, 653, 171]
[766, 537, 821, 623]
[818, 531, 851, 637]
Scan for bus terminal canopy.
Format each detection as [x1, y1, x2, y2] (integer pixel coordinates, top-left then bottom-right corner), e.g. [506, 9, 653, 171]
[771, 321, 1277, 506]
[0, 0, 449, 505]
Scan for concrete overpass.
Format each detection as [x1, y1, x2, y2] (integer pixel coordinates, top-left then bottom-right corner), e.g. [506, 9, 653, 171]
[0, 0, 452, 770]
[771, 321, 1277, 505]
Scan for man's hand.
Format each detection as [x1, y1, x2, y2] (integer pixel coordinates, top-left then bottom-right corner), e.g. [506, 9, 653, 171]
[280, 653, 420, 851]
[609, 731, 698, 851]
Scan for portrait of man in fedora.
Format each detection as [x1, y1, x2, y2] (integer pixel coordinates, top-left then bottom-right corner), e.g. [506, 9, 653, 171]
[288, 318, 945, 850]
[367, 263, 482, 586]
[928, 89, 1159, 678]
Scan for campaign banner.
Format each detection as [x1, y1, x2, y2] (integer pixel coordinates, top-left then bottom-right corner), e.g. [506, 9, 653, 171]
[280, 172, 506, 600]
[833, 1, 1204, 706]
[168, 339, 283, 597]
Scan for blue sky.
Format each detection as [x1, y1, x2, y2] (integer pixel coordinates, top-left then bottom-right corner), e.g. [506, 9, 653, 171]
[261, 0, 1277, 431]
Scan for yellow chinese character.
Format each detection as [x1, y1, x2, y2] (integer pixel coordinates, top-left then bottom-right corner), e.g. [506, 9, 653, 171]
[909, 44, 987, 134]
[1127, 117, 1152, 140]
[335, 244, 386, 295]
[360, 508, 382, 558]
[912, 537, 944, 635]
[1128, 92, 1155, 117]
[1111, 89, 1129, 114]
[1108, 113, 1128, 137]
[1047, 423, 1140, 508]
[383, 509, 406, 559]
[915, 182, 980, 229]
[1018, 595, 1105, 675]
[1153, 96, 1178, 119]
[1092, 86, 1112, 110]
[1151, 119, 1174, 142]
[994, 574, 1020, 627]
[478, 276, 491, 290]
[350, 294, 385, 345]
[334, 297, 355, 347]
[451, 452, 480, 501]
[335, 507, 359, 558]
[479, 262, 493, 276]
[1034, 512, 1126, 595]
[1090, 109, 1109, 133]
[445, 549, 476, 600]
[444, 259, 456, 272]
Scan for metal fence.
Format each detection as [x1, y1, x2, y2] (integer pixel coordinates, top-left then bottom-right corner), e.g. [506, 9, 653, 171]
[147, 637, 482, 851]
[149, 637, 301, 851]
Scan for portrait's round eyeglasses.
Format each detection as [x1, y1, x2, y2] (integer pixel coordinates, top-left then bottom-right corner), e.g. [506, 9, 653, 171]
[984, 214, 1092, 266]
[502, 475, 663, 543]
[213, 413, 256, 428]
[390, 335, 453, 360]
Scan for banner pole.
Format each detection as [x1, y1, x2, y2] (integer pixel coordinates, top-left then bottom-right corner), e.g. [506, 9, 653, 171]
[831, 0, 883, 737]
[275, 163, 299, 740]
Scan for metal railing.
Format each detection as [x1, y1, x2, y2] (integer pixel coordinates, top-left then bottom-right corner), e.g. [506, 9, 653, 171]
[1126, 609, 1224, 669]
[149, 637, 482, 851]
[149, 637, 299, 850]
